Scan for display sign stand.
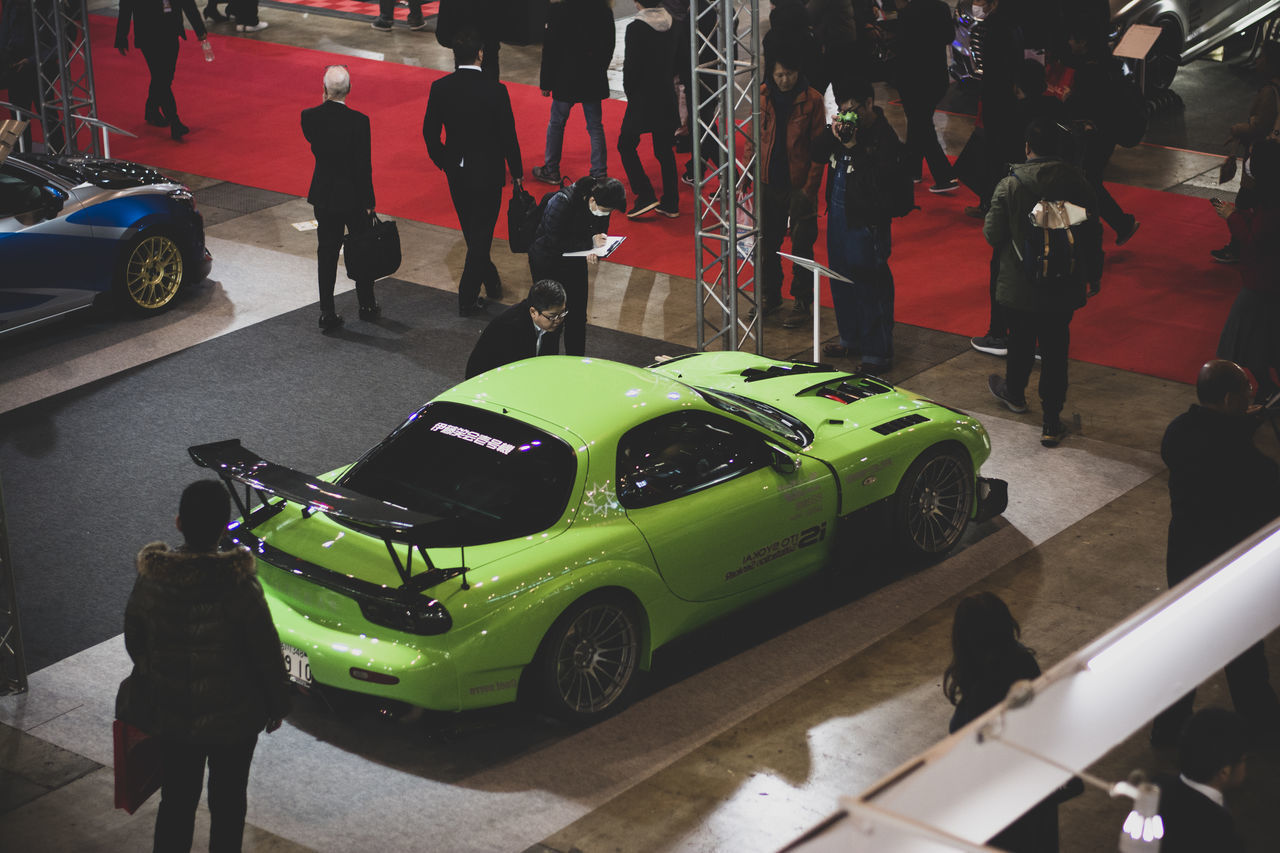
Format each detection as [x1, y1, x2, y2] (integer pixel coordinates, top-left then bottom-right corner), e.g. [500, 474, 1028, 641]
[1114, 23, 1161, 92]
[777, 251, 853, 363]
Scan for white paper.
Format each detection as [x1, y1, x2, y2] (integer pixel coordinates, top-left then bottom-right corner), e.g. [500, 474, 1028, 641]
[563, 235, 626, 258]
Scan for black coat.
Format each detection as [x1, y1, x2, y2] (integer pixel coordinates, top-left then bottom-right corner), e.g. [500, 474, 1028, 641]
[538, 0, 615, 103]
[301, 99, 376, 210]
[115, 0, 205, 49]
[812, 108, 911, 227]
[1162, 404, 1280, 585]
[423, 68, 523, 189]
[116, 543, 292, 743]
[1154, 773, 1246, 853]
[893, 0, 953, 99]
[465, 299, 561, 378]
[622, 9, 677, 129]
[529, 179, 609, 263]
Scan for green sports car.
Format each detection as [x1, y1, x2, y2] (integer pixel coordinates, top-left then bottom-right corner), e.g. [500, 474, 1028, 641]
[191, 353, 1006, 723]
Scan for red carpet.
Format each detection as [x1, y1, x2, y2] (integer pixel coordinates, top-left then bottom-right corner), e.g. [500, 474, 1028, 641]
[89, 16, 1236, 384]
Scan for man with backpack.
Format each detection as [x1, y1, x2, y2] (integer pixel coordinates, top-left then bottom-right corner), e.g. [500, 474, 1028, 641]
[985, 118, 1103, 448]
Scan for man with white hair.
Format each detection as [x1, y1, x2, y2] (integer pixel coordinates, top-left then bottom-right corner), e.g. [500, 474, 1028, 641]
[301, 65, 380, 331]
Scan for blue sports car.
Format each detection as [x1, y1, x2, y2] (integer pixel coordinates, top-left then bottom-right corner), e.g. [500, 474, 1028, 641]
[0, 151, 212, 338]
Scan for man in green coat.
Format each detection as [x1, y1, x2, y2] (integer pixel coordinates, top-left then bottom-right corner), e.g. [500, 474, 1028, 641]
[984, 118, 1103, 447]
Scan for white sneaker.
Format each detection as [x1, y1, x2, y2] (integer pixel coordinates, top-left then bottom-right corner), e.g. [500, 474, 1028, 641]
[237, 21, 268, 32]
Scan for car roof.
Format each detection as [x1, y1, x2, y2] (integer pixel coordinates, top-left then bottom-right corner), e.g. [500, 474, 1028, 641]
[441, 356, 702, 440]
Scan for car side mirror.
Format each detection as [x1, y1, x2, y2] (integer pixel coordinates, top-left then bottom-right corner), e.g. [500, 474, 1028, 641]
[40, 185, 66, 218]
[770, 446, 800, 474]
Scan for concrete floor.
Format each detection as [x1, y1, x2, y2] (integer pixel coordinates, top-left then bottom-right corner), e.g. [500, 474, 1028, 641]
[2, 3, 1278, 852]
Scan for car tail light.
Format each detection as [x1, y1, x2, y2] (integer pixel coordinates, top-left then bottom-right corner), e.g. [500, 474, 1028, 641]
[357, 596, 452, 635]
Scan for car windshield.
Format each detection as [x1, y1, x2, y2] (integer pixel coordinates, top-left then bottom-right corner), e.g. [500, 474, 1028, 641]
[339, 401, 576, 546]
[694, 387, 812, 447]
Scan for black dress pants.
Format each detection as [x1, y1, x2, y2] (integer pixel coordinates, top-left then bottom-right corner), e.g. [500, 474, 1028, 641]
[313, 205, 376, 315]
[140, 39, 180, 123]
[1004, 306, 1072, 426]
[529, 254, 587, 356]
[760, 183, 817, 306]
[446, 170, 503, 308]
[901, 87, 953, 185]
[1081, 134, 1130, 234]
[617, 109, 677, 209]
[154, 736, 257, 853]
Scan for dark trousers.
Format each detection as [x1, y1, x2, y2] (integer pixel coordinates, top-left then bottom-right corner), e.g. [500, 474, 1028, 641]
[154, 736, 257, 853]
[760, 183, 817, 305]
[901, 88, 953, 185]
[986, 247, 1007, 339]
[377, 0, 420, 19]
[140, 39, 180, 123]
[617, 109, 677, 208]
[4, 62, 36, 150]
[227, 0, 259, 25]
[831, 265, 895, 365]
[445, 171, 503, 308]
[1081, 135, 1130, 234]
[313, 205, 376, 315]
[1004, 306, 1072, 426]
[530, 254, 587, 356]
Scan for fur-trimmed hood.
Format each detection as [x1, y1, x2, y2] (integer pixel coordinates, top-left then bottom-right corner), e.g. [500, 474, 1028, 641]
[136, 542, 256, 585]
[636, 6, 672, 31]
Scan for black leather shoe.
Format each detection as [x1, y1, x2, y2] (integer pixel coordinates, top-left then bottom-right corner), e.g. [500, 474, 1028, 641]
[145, 106, 167, 127]
[358, 303, 382, 321]
[459, 299, 488, 317]
[485, 280, 503, 301]
[170, 118, 189, 141]
[318, 312, 344, 331]
[203, 3, 228, 21]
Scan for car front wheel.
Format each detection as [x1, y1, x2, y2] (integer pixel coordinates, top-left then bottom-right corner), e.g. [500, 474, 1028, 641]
[115, 231, 184, 314]
[890, 445, 974, 560]
[536, 593, 640, 724]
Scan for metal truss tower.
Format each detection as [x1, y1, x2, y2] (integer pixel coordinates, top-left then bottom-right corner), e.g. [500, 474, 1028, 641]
[31, 0, 101, 156]
[691, 0, 762, 353]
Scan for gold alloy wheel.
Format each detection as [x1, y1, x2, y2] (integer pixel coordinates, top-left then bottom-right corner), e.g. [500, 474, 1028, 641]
[123, 234, 184, 310]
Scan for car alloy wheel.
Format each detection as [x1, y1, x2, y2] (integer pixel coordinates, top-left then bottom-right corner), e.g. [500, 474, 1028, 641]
[892, 445, 974, 559]
[119, 233, 184, 312]
[543, 595, 639, 721]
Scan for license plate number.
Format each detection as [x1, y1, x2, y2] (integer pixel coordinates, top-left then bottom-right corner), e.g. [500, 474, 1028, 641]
[281, 643, 312, 686]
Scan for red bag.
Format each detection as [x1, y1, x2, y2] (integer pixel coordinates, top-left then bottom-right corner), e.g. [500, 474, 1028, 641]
[1044, 62, 1075, 101]
[113, 720, 163, 814]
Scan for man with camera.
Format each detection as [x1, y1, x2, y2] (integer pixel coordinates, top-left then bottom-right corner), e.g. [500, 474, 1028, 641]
[1150, 359, 1280, 747]
[810, 77, 912, 372]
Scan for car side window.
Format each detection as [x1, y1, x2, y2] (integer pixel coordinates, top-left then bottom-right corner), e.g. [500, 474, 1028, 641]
[0, 165, 45, 221]
[617, 411, 770, 509]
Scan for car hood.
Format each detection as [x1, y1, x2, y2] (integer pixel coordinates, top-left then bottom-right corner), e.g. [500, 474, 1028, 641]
[23, 153, 180, 189]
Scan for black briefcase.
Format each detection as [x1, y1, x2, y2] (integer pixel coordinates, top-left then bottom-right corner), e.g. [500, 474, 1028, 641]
[343, 213, 401, 281]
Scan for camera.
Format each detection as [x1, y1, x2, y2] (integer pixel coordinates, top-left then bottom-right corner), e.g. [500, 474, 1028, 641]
[835, 109, 859, 144]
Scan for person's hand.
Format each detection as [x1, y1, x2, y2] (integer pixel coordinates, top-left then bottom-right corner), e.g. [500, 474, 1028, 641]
[13, 58, 29, 71]
[587, 252, 600, 266]
[542, 89, 551, 97]
[1228, 121, 1250, 140]
[592, 233, 607, 248]
[265, 719, 282, 733]
[1211, 197, 1235, 220]
[789, 192, 815, 220]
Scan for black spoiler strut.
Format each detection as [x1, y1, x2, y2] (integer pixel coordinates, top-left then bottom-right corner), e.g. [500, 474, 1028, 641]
[188, 439, 464, 592]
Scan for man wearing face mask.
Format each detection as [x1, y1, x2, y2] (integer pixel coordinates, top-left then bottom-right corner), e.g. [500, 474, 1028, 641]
[745, 49, 827, 327]
[810, 77, 912, 372]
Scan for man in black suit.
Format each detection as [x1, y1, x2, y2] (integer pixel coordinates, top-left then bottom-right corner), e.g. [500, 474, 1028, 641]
[423, 28, 523, 317]
[1153, 707, 1248, 853]
[115, 0, 209, 141]
[465, 279, 566, 378]
[301, 65, 380, 331]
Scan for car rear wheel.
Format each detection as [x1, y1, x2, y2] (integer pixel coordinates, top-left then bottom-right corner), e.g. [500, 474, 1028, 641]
[1144, 17, 1183, 93]
[536, 593, 640, 724]
[115, 231, 184, 314]
[890, 445, 974, 560]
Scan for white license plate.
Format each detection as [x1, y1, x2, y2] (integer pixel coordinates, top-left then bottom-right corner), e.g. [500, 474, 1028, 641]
[281, 643, 312, 686]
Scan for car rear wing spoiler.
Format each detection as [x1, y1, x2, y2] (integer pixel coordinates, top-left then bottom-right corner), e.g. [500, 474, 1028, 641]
[188, 439, 465, 593]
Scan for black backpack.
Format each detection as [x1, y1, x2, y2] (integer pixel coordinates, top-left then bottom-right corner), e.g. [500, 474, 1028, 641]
[508, 185, 565, 254]
[1010, 172, 1089, 287]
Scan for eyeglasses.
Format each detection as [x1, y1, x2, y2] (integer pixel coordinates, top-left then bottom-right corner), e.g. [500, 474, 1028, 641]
[538, 308, 569, 322]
